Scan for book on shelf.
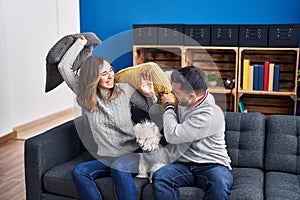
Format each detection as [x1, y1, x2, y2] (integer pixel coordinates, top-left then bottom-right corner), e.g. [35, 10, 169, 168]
[273, 65, 280, 91]
[258, 65, 264, 90]
[248, 65, 254, 90]
[252, 63, 280, 92]
[253, 65, 259, 90]
[263, 61, 269, 91]
[243, 58, 250, 90]
[268, 63, 275, 91]
[253, 65, 264, 91]
[238, 101, 245, 112]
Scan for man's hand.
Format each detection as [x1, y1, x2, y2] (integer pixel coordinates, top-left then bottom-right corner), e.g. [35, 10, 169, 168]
[139, 71, 154, 97]
[159, 93, 175, 107]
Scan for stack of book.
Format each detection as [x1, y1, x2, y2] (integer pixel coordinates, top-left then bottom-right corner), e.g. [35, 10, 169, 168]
[242, 59, 280, 91]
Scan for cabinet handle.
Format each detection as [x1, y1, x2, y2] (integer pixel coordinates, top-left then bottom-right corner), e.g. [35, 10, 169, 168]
[276, 28, 292, 40]
[217, 28, 232, 39]
[188, 28, 205, 39]
[245, 29, 262, 40]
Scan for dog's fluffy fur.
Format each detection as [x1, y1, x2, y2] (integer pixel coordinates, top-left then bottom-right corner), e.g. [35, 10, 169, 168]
[133, 120, 170, 182]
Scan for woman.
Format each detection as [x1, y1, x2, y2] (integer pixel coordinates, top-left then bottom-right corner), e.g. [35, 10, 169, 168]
[58, 36, 156, 200]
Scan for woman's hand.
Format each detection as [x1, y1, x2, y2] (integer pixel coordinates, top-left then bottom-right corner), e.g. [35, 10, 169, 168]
[77, 35, 87, 46]
[139, 71, 154, 97]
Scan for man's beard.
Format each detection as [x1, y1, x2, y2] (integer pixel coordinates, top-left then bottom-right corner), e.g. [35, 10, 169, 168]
[178, 101, 189, 107]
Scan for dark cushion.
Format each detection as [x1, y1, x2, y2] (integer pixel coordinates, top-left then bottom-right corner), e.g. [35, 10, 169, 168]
[229, 168, 264, 200]
[46, 32, 100, 64]
[46, 35, 74, 64]
[265, 115, 300, 173]
[43, 151, 149, 200]
[72, 32, 101, 48]
[95, 177, 149, 200]
[45, 62, 65, 93]
[41, 193, 78, 200]
[142, 183, 205, 200]
[265, 172, 300, 200]
[224, 112, 265, 168]
[45, 32, 101, 92]
[43, 152, 94, 199]
[142, 168, 263, 200]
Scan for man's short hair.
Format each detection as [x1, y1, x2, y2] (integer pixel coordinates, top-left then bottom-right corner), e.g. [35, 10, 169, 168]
[171, 66, 208, 93]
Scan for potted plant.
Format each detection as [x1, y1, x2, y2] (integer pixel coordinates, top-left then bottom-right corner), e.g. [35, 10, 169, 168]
[207, 74, 219, 87]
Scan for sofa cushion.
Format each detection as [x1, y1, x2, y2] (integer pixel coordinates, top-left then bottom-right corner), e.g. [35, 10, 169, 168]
[142, 183, 205, 200]
[43, 152, 94, 198]
[265, 115, 300, 173]
[224, 112, 265, 168]
[95, 177, 149, 200]
[142, 167, 263, 200]
[41, 193, 78, 200]
[265, 171, 300, 200]
[43, 151, 149, 200]
[230, 168, 264, 200]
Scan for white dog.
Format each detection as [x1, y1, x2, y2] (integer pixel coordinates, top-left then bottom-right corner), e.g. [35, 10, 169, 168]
[133, 120, 170, 182]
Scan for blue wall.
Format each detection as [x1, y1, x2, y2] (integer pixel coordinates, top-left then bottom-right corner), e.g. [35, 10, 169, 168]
[80, 0, 300, 114]
[80, 0, 300, 40]
[80, 0, 300, 70]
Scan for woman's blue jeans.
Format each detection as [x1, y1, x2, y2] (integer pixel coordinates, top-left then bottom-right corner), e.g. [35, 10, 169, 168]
[153, 162, 233, 200]
[111, 153, 139, 200]
[72, 153, 139, 200]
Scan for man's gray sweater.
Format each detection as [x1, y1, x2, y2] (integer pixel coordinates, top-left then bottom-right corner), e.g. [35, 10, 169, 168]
[163, 92, 232, 169]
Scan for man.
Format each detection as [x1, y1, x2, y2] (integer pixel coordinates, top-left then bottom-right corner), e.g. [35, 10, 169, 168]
[154, 66, 233, 200]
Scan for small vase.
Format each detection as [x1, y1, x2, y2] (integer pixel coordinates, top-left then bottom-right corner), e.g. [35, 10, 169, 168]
[209, 81, 217, 87]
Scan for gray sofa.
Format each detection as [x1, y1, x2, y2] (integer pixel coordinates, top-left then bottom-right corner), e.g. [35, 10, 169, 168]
[24, 112, 300, 200]
[264, 115, 300, 200]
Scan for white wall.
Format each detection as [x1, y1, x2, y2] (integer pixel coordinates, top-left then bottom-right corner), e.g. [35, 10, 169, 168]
[0, 0, 80, 137]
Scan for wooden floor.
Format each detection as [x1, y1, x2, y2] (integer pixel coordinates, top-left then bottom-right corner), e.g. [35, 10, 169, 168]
[0, 108, 78, 200]
[0, 139, 26, 200]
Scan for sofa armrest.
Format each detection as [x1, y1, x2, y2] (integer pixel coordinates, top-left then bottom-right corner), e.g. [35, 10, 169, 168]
[25, 117, 83, 200]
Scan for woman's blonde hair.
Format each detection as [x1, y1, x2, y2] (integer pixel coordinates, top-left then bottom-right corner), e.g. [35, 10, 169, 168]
[77, 56, 123, 112]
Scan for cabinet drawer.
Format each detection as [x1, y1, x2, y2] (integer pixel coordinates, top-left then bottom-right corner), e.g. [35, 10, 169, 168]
[184, 25, 211, 46]
[211, 25, 239, 46]
[239, 25, 268, 47]
[269, 24, 300, 47]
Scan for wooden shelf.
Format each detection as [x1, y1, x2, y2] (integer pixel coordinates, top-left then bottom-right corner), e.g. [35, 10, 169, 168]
[208, 87, 235, 94]
[238, 94, 295, 118]
[238, 90, 296, 97]
[238, 47, 298, 94]
[184, 46, 238, 112]
[237, 47, 299, 115]
[133, 45, 300, 115]
[133, 46, 183, 69]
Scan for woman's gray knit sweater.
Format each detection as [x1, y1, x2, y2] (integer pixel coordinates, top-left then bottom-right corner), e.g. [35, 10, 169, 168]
[58, 41, 156, 157]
